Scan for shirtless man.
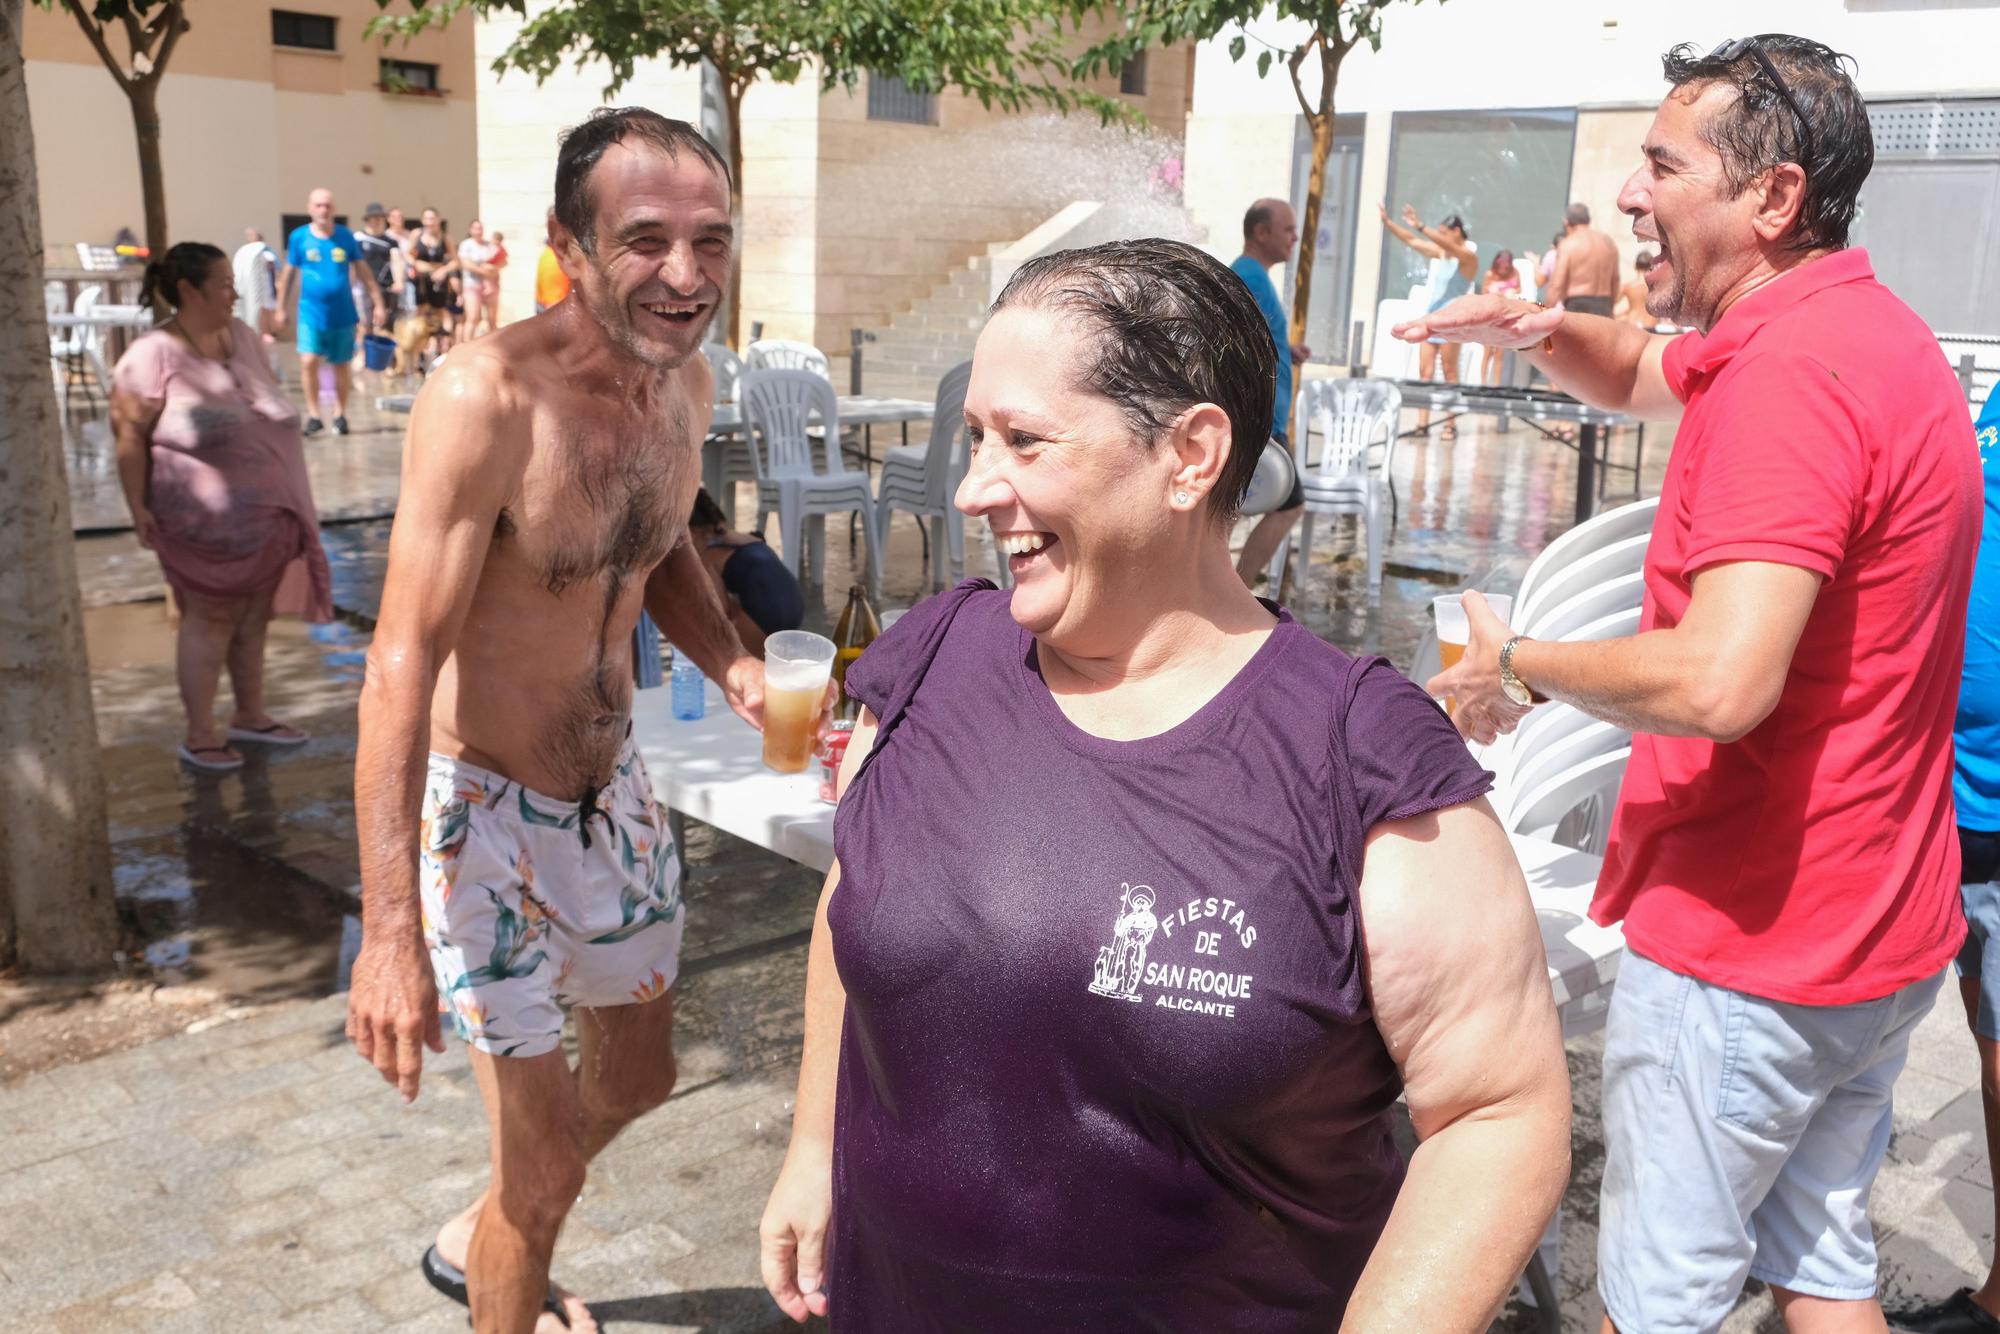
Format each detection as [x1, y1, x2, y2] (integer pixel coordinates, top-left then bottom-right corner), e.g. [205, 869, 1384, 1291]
[1616, 251, 1657, 327]
[1545, 202, 1622, 316]
[346, 107, 761, 1334]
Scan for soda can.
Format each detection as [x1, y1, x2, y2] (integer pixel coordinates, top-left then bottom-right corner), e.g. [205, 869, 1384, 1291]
[817, 719, 856, 803]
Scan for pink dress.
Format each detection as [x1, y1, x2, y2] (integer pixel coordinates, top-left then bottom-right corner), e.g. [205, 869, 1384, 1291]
[112, 321, 333, 620]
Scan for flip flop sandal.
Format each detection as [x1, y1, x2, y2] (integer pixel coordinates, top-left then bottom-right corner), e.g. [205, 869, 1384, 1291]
[226, 721, 310, 746]
[420, 1245, 573, 1329]
[176, 743, 243, 772]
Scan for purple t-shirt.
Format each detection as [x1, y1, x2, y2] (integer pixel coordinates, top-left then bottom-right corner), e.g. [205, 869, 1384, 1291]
[828, 581, 1491, 1331]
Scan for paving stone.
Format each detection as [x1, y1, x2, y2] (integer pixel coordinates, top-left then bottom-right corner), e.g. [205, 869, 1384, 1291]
[180, 1087, 311, 1146]
[272, 1240, 412, 1314]
[295, 1197, 424, 1259]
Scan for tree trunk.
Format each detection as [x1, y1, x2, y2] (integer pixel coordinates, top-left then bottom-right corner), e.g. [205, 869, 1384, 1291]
[1288, 43, 1344, 354]
[724, 80, 745, 351]
[0, 0, 121, 974]
[128, 75, 167, 262]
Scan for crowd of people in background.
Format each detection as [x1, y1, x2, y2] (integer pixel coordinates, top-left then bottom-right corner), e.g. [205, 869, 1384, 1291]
[210, 189, 525, 430]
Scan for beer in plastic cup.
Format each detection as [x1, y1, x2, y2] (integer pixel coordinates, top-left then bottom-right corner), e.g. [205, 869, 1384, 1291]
[1432, 593, 1513, 714]
[763, 630, 836, 773]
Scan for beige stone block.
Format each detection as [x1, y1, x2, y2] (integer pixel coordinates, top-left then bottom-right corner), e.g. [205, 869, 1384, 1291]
[742, 235, 817, 276]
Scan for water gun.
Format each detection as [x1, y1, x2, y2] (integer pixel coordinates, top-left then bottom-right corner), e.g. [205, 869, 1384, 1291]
[114, 244, 150, 258]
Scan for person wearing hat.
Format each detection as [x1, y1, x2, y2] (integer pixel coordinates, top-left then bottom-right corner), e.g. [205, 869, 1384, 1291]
[1380, 202, 1477, 438]
[354, 202, 402, 343]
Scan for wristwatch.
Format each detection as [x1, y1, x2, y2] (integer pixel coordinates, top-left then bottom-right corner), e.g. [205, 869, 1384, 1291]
[1499, 635, 1545, 707]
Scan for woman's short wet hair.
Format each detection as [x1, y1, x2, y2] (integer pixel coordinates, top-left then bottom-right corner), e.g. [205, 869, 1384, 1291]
[140, 241, 226, 310]
[990, 238, 1276, 523]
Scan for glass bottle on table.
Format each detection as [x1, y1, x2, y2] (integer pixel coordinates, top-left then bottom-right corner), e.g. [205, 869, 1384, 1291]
[831, 585, 881, 722]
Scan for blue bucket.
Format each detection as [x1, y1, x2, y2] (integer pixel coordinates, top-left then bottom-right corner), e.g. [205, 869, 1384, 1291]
[362, 333, 396, 372]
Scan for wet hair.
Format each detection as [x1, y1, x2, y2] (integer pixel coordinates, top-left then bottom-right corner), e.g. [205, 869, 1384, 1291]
[139, 242, 226, 310]
[688, 487, 727, 531]
[991, 238, 1275, 524]
[1490, 249, 1515, 273]
[1438, 213, 1469, 238]
[554, 107, 731, 255]
[1565, 202, 1591, 226]
[1661, 35, 1871, 252]
[1634, 250, 1657, 271]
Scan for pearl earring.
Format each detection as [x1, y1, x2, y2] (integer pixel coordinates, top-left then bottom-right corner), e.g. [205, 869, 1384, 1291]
[1174, 491, 1191, 506]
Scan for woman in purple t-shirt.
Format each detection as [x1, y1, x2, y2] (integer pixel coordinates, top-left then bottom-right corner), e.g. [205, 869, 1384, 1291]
[760, 239, 1571, 1332]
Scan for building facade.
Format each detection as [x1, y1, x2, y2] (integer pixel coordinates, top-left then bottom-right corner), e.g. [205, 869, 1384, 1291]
[24, 0, 477, 266]
[1185, 0, 2000, 361]
[473, 4, 1193, 354]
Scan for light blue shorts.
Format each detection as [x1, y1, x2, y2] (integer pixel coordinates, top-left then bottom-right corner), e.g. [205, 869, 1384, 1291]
[297, 319, 355, 364]
[1597, 950, 1944, 1333]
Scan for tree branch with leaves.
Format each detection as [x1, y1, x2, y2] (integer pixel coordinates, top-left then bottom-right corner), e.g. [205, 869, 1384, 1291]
[1078, 0, 1441, 372]
[34, 0, 189, 268]
[370, 0, 1137, 347]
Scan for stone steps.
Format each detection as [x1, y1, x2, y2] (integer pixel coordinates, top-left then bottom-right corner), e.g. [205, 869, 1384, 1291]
[853, 253, 991, 395]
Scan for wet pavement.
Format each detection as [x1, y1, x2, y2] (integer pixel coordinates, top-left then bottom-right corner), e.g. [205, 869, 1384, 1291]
[53, 359, 1980, 1334]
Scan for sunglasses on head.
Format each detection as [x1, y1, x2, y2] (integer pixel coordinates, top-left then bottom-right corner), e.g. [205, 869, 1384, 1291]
[1708, 36, 1816, 176]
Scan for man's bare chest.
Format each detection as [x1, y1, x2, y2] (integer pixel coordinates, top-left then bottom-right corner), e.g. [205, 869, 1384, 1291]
[500, 407, 697, 597]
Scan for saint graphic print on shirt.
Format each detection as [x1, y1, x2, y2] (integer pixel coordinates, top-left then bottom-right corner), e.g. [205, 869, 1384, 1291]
[1087, 880, 1256, 1019]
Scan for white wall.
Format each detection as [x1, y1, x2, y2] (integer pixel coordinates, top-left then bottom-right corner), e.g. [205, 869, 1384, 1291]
[1194, 0, 2000, 119]
[474, 5, 703, 324]
[27, 60, 480, 268]
[27, 63, 282, 257]
[1187, 0, 2000, 356]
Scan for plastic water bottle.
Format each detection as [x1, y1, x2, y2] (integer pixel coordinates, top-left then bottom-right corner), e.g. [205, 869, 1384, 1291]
[670, 654, 705, 721]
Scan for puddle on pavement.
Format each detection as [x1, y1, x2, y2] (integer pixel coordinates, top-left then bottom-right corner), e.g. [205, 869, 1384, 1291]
[84, 600, 360, 1004]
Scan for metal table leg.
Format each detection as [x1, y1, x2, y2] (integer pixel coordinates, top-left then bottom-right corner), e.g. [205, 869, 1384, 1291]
[1576, 422, 1600, 522]
[1524, 1249, 1562, 1334]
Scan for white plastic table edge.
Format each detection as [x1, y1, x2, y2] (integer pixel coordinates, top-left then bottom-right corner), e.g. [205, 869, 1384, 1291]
[633, 684, 1624, 1008]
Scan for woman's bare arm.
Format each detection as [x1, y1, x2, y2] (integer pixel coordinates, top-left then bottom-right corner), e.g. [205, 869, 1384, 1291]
[760, 709, 876, 1323]
[110, 386, 164, 546]
[1343, 799, 1572, 1332]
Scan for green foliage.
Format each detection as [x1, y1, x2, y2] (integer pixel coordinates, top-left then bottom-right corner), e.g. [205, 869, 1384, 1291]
[1074, 0, 1443, 94]
[367, 0, 1133, 126]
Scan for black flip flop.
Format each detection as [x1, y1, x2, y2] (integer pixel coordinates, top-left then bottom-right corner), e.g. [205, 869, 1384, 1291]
[421, 1245, 573, 1328]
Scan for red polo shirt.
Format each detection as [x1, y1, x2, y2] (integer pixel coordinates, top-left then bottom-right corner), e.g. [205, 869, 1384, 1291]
[1591, 248, 1980, 1004]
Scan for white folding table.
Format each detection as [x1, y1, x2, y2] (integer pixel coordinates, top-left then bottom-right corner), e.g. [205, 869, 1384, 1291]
[631, 681, 1623, 1016]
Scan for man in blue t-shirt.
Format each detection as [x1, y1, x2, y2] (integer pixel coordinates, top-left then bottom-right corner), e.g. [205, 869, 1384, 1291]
[1229, 198, 1312, 585]
[1890, 385, 2000, 1334]
[277, 186, 384, 436]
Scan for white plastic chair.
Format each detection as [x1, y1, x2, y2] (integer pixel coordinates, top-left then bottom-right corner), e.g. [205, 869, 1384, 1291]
[878, 362, 1003, 592]
[1516, 533, 1651, 634]
[1508, 748, 1630, 857]
[1512, 496, 1659, 619]
[1269, 377, 1402, 603]
[746, 339, 830, 379]
[51, 284, 114, 415]
[1523, 572, 1645, 643]
[1564, 605, 1640, 645]
[703, 342, 744, 404]
[703, 342, 755, 518]
[1503, 720, 1630, 828]
[741, 368, 881, 593]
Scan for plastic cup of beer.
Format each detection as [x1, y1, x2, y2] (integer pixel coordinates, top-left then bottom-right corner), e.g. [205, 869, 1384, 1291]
[763, 630, 837, 774]
[1433, 593, 1513, 714]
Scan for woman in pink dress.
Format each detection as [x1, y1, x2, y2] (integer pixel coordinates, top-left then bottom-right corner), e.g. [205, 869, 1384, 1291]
[112, 243, 334, 771]
[1479, 249, 1522, 387]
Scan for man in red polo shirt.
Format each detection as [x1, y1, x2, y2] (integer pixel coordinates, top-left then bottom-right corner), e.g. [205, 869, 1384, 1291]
[1398, 35, 1978, 1334]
